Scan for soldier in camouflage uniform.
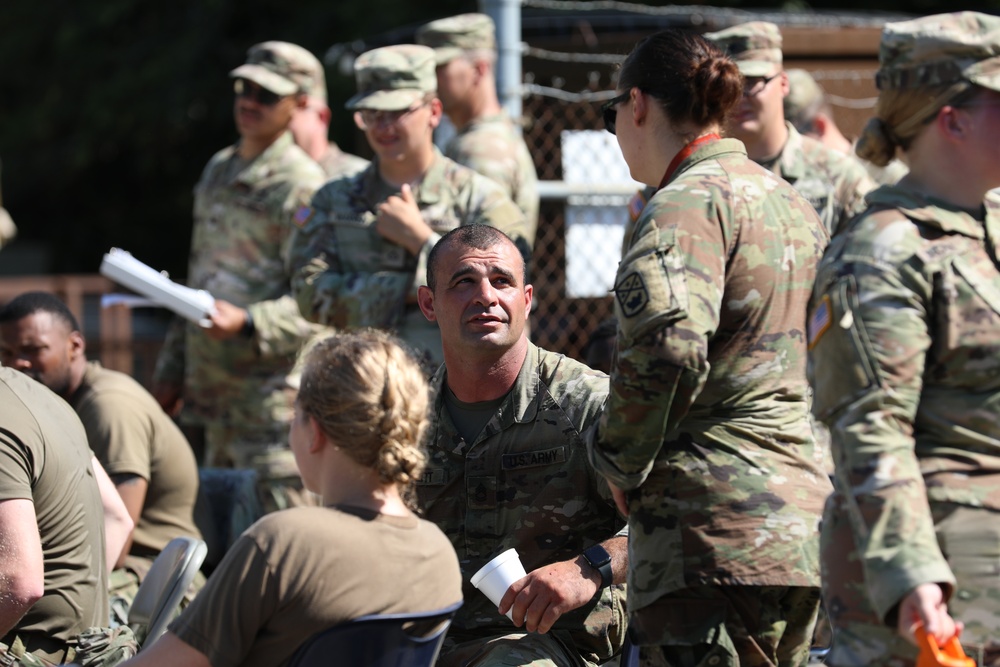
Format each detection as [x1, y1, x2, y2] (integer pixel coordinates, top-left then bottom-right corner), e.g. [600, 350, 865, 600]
[706, 22, 876, 237]
[279, 41, 370, 180]
[589, 30, 831, 667]
[808, 12, 1000, 666]
[783, 68, 908, 186]
[153, 41, 327, 511]
[289, 45, 529, 369]
[415, 225, 628, 667]
[417, 14, 540, 242]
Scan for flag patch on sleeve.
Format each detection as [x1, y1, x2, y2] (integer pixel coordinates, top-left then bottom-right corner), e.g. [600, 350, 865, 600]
[807, 294, 832, 350]
[293, 206, 314, 227]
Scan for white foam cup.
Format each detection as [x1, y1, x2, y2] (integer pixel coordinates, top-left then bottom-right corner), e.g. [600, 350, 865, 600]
[470, 548, 527, 621]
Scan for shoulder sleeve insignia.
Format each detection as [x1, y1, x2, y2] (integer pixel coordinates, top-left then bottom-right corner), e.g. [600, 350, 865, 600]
[292, 206, 314, 228]
[615, 272, 649, 318]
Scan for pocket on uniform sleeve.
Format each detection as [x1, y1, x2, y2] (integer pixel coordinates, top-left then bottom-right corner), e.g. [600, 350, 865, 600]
[808, 274, 883, 421]
[614, 224, 689, 346]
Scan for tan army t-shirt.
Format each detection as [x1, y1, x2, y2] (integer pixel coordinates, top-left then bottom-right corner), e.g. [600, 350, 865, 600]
[70, 361, 201, 553]
[0, 367, 108, 659]
[170, 504, 462, 667]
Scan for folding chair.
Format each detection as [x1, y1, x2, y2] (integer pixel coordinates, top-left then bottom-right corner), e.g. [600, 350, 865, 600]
[287, 600, 463, 667]
[128, 536, 208, 649]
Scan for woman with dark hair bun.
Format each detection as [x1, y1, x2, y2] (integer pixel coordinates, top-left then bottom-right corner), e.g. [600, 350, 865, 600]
[588, 29, 832, 666]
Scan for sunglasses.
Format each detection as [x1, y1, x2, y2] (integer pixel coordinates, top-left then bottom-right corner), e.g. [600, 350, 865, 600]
[743, 73, 780, 98]
[353, 103, 427, 131]
[233, 78, 286, 106]
[601, 92, 631, 135]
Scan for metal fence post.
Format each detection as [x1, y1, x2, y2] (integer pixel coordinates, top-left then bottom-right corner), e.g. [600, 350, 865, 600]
[480, 0, 523, 126]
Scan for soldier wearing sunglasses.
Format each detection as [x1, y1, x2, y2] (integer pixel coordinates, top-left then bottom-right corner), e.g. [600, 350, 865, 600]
[153, 42, 327, 511]
[705, 22, 875, 238]
[289, 44, 530, 370]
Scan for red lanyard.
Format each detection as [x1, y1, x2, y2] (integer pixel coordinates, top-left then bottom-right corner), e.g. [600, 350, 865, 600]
[658, 133, 721, 189]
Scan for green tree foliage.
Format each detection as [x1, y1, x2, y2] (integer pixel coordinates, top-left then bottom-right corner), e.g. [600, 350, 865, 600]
[0, 0, 470, 278]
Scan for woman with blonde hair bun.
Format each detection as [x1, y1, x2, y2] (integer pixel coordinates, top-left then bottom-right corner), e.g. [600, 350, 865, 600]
[122, 329, 462, 667]
[809, 11, 1000, 666]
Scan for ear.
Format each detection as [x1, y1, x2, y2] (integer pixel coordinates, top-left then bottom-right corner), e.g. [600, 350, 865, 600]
[631, 87, 648, 127]
[308, 415, 326, 454]
[429, 98, 443, 129]
[68, 330, 85, 360]
[417, 285, 437, 322]
[473, 58, 490, 81]
[936, 105, 970, 143]
[294, 94, 309, 110]
[779, 71, 790, 99]
[523, 283, 533, 317]
[317, 105, 332, 125]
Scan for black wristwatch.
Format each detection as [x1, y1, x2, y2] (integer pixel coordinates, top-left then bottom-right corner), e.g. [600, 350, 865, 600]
[582, 544, 613, 589]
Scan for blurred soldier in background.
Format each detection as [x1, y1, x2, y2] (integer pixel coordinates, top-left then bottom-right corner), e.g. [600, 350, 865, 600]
[417, 14, 539, 243]
[706, 22, 875, 236]
[784, 68, 907, 185]
[153, 41, 326, 512]
[283, 43, 369, 180]
[290, 44, 529, 369]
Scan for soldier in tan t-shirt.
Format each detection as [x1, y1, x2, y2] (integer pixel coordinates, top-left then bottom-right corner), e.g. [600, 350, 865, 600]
[0, 366, 108, 663]
[0, 292, 203, 622]
[120, 330, 462, 667]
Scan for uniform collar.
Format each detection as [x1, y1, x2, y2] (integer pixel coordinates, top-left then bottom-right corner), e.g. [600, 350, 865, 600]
[865, 182, 992, 240]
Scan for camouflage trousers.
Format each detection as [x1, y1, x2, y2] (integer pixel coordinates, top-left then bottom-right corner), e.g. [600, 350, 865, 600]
[0, 627, 138, 666]
[108, 554, 206, 628]
[822, 495, 1000, 667]
[629, 585, 821, 667]
[437, 631, 591, 667]
[202, 423, 320, 514]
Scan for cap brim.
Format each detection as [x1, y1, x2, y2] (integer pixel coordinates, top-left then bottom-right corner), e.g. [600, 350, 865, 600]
[345, 88, 427, 111]
[735, 61, 779, 78]
[229, 64, 298, 96]
[432, 47, 464, 65]
[967, 57, 1000, 92]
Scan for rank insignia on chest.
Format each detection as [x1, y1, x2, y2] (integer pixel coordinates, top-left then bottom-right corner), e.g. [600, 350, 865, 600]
[381, 245, 407, 268]
[292, 206, 314, 228]
[807, 294, 832, 350]
[615, 272, 649, 318]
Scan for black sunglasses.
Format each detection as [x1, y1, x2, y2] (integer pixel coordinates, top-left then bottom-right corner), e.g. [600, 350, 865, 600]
[233, 78, 284, 106]
[600, 91, 631, 135]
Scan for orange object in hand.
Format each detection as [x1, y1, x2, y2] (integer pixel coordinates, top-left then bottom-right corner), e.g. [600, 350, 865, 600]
[914, 626, 975, 667]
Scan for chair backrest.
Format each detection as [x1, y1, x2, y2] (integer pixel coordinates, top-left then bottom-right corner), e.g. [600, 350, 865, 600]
[128, 536, 208, 649]
[620, 631, 639, 667]
[287, 600, 463, 667]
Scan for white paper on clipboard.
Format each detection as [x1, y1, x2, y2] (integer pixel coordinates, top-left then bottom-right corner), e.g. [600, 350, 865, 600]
[99, 248, 215, 327]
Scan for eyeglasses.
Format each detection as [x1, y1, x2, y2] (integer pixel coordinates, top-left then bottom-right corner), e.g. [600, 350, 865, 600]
[234, 78, 286, 106]
[600, 91, 631, 135]
[743, 73, 780, 98]
[353, 103, 427, 131]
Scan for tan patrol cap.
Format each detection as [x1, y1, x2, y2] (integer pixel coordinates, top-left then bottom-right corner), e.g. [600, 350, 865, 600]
[346, 44, 437, 111]
[229, 41, 327, 101]
[417, 13, 497, 64]
[875, 11, 1000, 92]
[704, 21, 783, 77]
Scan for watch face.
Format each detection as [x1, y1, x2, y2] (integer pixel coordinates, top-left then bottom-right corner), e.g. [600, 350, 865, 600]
[585, 545, 611, 567]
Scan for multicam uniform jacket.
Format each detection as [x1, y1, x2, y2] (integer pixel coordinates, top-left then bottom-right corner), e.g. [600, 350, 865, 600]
[446, 113, 540, 243]
[289, 148, 529, 366]
[808, 184, 1000, 621]
[154, 132, 326, 434]
[590, 138, 832, 613]
[418, 343, 628, 665]
[768, 123, 875, 237]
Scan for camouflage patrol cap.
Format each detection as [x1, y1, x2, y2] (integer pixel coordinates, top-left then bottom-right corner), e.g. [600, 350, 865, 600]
[784, 69, 826, 120]
[875, 12, 1000, 92]
[417, 13, 497, 64]
[346, 44, 437, 111]
[704, 21, 783, 77]
[229, 41, 327, 101]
